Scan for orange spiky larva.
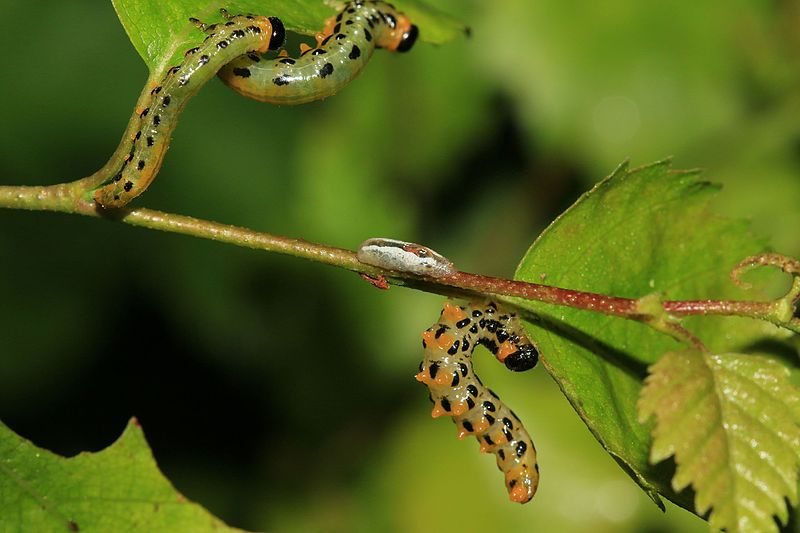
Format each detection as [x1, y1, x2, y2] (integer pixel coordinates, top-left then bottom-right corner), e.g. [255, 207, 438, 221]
[417, 301, 540, 503]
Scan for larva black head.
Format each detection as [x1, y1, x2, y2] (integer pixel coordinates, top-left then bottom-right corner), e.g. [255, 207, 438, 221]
[267, 16, 285, 50]
[396, 24, 419, 53]
[503, 344, 539, 372]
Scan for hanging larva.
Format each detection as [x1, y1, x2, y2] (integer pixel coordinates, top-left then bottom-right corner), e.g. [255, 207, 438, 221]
[417, 301, 540, 503]
[217, 0, 419, 105]
[94, 1, 418, 208]
[94, 11, 285, 208]
[356, 238, 456, 278]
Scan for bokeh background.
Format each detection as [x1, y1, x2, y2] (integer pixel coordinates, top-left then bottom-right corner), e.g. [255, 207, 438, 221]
[2, 0, 799, 531]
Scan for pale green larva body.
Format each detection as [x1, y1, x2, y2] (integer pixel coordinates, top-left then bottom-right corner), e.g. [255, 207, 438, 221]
[94, 12, 284, 208]
[218, 0, 418, 105]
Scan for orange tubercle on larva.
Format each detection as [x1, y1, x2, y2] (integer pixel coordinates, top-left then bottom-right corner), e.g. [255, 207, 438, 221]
[441, 302, 467, 323]
[496, 341, 517, 363]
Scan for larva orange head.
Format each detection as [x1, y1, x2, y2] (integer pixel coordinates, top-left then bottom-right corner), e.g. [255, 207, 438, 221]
[381, 12, 419, 53]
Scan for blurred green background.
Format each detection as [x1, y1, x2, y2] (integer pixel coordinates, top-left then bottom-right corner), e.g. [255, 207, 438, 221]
[1, 0, 799, 531]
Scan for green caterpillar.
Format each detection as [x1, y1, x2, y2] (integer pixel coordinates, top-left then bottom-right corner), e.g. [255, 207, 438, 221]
[218, 0, 418, 105]
[94, 2, 418, 208]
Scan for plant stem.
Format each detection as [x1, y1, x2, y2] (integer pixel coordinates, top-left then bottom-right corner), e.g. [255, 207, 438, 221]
[1, 184, 798, 333]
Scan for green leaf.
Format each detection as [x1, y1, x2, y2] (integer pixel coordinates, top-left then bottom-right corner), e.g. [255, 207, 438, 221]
[111, 0, 467, 70]
[0, 419, 244, 532]
[639, 349, 800, 532]
[513, 159, 782, 510]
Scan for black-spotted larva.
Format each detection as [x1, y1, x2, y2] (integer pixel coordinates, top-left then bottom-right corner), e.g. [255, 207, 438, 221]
[94, 11, 284, 208]
[94, 1, 418, 208]
[218, 0, 419, 105]
[356, 238, 456, 278]
[417, 301, 540, 503]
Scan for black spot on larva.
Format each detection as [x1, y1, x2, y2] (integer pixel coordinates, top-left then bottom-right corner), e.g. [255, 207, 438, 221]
[150, 86, 162, 95]
[461, 339, 470, 352]
[233, 67, 251, 78]
[232, 29, 245, 38]
[225, 21, 235, 26]
[140, 107, 150, 117]
[124, 180, 134, 191]
[489, 389, 500, 400]
[466, 384, 478, 397]
[347, 7, 356, 13]
[429, 361, 439, 379]
[496, 329, 509, 343]
[472, 309, 482, 317]
[498, 449, 506, 461]
[146, 136, 154, 147]
[462, 420, 474, 433]
[335, 33, 346, 40]
[421, 338, 427, 349]
[345, 19, 354, 25]
[312, 48, 327, 55]
[167, 65, 180, 75]
[272, 75, 290, 86]
[348, 44, 361, 59]
[336, 13, 343, 22]
[418, 361, 424, 372]
[161, 95, 171, 107]
[364, 28, 372, 42]
[483, 435, 495, 446]
[499, 314, 510, 321]
[137, 160, 145, 170]
[267, 17, 284, 50]
[367, 18, 374, 29]
[153, 115, 161, 126]
[179, 76, 189, 86]
[450, 372, 459, 387]
[113, 172, 122, 182]
[217, 39, 229, 49]
[459, 363, 468, 376]
[114, 194, 120, 200]
[516, 441, 527, 457]
[334, 23, 342, 33]
[279, 58, 296, 65]
[485, 320, 499, 333]
[247, 53, 261, 62]
[455, 318, 471, 329]
[509, 479, 518, 488]
[535, 463, 540, 473]
[481, 339, 500, 355]
[134, 131, 141, 140]
[440, 398, 451, 412]
[502, 417, 513, 429]
[199, 54, 210, 65]
[246, 25, 261, 34]
[434, 325, 447, 338]
[469, 324, 478, 334]
[466, 397, 475, 410]
[485, 413, 495, 425]
[447, 340, 459, 355]
[502, 427, 512, 442]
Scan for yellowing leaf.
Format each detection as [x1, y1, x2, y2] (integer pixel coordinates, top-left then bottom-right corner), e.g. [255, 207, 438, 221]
[0, 419, 245, 533]
[639, 350, 800, 532]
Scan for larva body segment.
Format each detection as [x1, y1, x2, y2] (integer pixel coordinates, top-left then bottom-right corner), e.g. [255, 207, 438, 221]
[356, 237, 456, 278]
[217, 0, 419, 105]
[417, 301, 540, 503]
[94, 13, 284, 208]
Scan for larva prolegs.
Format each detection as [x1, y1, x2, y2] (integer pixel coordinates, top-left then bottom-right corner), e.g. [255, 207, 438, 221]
[418, 301, 540, 503]
[93, 12, 284, 208]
